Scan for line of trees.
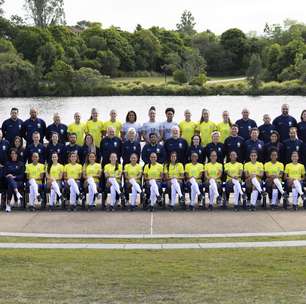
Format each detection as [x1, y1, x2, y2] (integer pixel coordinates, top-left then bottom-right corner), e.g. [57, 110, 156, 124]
[0, 0, 306, 96]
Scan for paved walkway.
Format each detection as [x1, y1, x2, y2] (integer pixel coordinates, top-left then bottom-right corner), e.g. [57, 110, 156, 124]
[1, 210, 306, 237]
[1, 240, 306, 250]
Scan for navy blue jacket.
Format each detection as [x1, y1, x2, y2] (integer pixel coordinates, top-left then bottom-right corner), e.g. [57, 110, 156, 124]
[141, 143, 165, 164]
[283, 138, 304, 164]
[263, 142, 284, 163]
[0, 139, 10, 165]
[205, 142, 225, 164]
[122, 140, 141, 165]
[24, 143, 46, 164]
[100, 137, 122, 166]
[244, 139, 265, 162]
[258, 123, 275, 144]
[235, 118, 257, 140]
[81, 145, 101, 165]
[22, 118, 46, 145]
[46, 143, 66, 164]
[297, 121, 306, 143]
[164, 138, 188, 164]
[272, 115, 297, 142]
[64, 144, 82, 164]
[187, 145, 206, 164]
[4, 161, 25, 182]
[223, 136, 245, 163]
[46, 123, 68, 143]
[1, 118, 23, 144]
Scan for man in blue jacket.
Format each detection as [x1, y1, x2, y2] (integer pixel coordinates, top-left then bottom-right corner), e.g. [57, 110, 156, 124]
[122, 128, 141, 166]
[235, 108, 257, 140]
[273, 104, 297, 142]
[24, 132, 46, 164]
[1, 108, 23, 144]
[258, 114, 275, 144]
[223, 124, 245, 163]
[141, 133, 165, 164]
[244, 128, 265, 162]
[283, 127, 304, 164]
[46, 113, 68, 144]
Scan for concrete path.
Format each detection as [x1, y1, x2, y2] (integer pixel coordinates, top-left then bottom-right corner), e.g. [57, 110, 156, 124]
[1, 240, 306, 250]
[1, 210, 306, 237]
[207, 77, 246, 83]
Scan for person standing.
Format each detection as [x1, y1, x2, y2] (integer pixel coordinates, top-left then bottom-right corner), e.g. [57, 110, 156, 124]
[235, 108, 257, 141]
[160, 108, 178, 142]
[85, 108, 104, 148]
[217, 111, 232, 143]
[46, 113, 68, 144]
[103, 109, 122, 138]
[1, 108, 23, 145]
[297, 110, 306, 143]
[196, 109, 217, 146]
[258, 114, 275, 144]
[67, 112, 86, 147]
[179, 109, 198, 145]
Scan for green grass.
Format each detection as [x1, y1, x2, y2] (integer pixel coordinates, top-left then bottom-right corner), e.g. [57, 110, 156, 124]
[1, 235, 306, 244]
[0, 248, 306, 303]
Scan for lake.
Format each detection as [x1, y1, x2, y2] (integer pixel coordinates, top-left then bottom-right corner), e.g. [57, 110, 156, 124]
[0, 96, 305, 125]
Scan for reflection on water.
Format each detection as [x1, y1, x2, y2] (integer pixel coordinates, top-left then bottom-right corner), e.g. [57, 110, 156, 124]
[0, 96, 305, 125]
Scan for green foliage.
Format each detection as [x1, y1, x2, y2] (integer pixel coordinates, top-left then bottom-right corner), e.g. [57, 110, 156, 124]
[173, 69, 187, 84]
[176, 10, 196, 36]
[298, 59, 306, 83]
[97, 50, 120, 76]
[0, 0, 4, 16]
[246, 53, 263, 89]
[189, 73, 207, 86]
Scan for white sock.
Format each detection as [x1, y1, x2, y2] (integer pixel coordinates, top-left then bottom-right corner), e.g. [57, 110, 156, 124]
[251, 177, 262, 193]
[233, 184, 240, 205]
[110, 185, 117, 206]
[50, 190, 56, 206]
[68, 178, 80, 205]
[293, 180, 303, 196]
[190, 177, 200, 195]
[209, 186, 215, 205]
[250, 190, 259, 206]
[130, 187, 137, 206]
[149, 180, 160, 197]
[272, 189, 279, 205]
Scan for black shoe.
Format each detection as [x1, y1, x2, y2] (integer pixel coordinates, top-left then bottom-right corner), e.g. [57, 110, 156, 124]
[189, 205, 195, 211]
[49, 205, 55, 212]
[217, 196, 222, 206]
[250, 205, 256, 212]
[129, 205, 136, 212]
[169, 205, 174, 212]
[36, 195, 41, 202]
[271, 204, 277, 210]
[120, 193, 126, 207]
[69, 205, 76, 212]
[149, 206, 155, 212]
[208, 204, 213, 211]
[179, 196, 185, 207]
[293, 205, 298, 211]
[29, 206, 36, 212]
[233, 205, 239, 212]
[88, 205, 96, 211]
[157, 196, 162, 206]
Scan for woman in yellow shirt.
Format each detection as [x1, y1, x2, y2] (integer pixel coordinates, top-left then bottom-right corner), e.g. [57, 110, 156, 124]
[224, 151, 245, 211]
[25, 152, 45, 211]
[64, 152, 83, 210]
[284, 151, 306, 210]
[164, 151, 185, 210]
[85, 108, 104, 148]
[217, 111, 232, 143]
[46, 152, 64, 209]
[244, 150, 265, 211]
[123, 153, 143, 211]
[83, 152, 102, 210]
[196, 109, 217, 146]
[185, 152, 204, 210]
[204, 150, 223, 210]
[104, 153, 124, 211]
[179, 109, 198, 145]
[103, 109, 122, 138]
[264, 149, 288, 209]
[143, 152, 163, 211]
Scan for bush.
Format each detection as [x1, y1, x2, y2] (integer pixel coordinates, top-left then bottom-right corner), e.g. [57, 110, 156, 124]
[189, 73, 207, 86]
[173, 69, 187, 84]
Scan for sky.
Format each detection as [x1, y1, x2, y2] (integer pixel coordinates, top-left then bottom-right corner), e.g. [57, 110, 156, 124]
[3, 0, 306, 34]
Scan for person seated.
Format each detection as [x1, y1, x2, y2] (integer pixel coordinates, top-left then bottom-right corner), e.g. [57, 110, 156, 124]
[284, 151, 306, 210]
[25, 152, 45, 211]
[83, 152, 102, 211]
[46, 152, 64, 210]
[163, 151, 185, 211]
[123, 153, 143, 211]
[224, 151, 246, 211]
[205, 131, 225, 164]
[141, 133, 165, 165]
[185, 152, 204, 211]
[204, 150, 223, 210]
[24, 131, 46, 164]
[264, 149, 288, 210]
[244, 150, 265, 211]
[46, 132, 65, 164]
[143, 152, 163, 212]
[104, 153, 124, 211]
[64, 152, 83, 211]
[187, 135, 205, 164]
[3, 148, 24, 212]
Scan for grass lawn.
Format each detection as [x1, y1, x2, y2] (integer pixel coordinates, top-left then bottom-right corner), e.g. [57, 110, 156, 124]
[0, 247, 306, 303]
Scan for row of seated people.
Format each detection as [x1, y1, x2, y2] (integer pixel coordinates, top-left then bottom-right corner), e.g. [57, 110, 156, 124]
[1, 146, 305, 212]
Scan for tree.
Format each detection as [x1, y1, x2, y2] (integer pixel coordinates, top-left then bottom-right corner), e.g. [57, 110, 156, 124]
[97, 50, 120, 76]
[176, 10, 196, 36]
[246, 53, 263, 89]
[0, 0, 4, 16]
[173, 69, 187, 84]
[24, 0, 66, 27]
[298, 59, 306, 83]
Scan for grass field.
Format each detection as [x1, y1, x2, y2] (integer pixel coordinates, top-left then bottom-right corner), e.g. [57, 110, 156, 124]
[0, 247, 306, 303]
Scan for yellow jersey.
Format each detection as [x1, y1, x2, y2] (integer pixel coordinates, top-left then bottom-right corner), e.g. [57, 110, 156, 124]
[244, 162, 264, 177]
[163, 163, 184, 179]
[84, 163, 101, 183]
[25, 163, 45, 184]
[224, 162, 243, 181]
[143, 163, 163, 180]
[285, 163, 305, 180]
[104, 163, 122, 180]
[48, 163, 64, 181]
[103, 120, 122, 138]
[204, 162, 223, 181]
[264, 161, 284, 178]
[67, 122, 86, 146]
[217, 122, 231, 143]
[124, 163, 143, 181]
[85, 120, 104, 147]
[64, 163, 82, 180]
[179, 120, 198, 145]
[185, 163, 204, 181]
[196, 121, 217, 146]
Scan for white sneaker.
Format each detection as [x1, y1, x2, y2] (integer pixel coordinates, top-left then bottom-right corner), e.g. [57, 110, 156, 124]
[5, 205, 11, 213]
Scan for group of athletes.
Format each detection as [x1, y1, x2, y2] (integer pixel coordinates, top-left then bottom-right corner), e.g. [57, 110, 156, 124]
[0, 103, 306, 212]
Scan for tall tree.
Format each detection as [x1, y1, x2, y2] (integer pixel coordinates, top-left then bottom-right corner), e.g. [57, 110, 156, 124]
[24, 0, 66, 27]
[246, 53, 263, 89]
[176, 10, 196, 36]
[0, 0, 4, 15]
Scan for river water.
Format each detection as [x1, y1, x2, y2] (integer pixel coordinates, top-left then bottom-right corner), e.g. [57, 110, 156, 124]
[0, 96, 305, 125]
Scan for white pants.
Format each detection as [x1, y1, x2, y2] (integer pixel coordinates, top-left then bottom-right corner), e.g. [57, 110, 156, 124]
[209, 179, 219, 205]
[29, 178, 39, 206]
[50, 181, 61, 206]
[251, 177, 262, 193]
[87, 177, 98, 206]
[108, 177, 121, 206]
[170, 178, 183, 206]
[149, 179, 160, 206]
[67, 178, 80, 205]
[129, 178, 141, 206]
[232, 179, 243, 205]
[292, 180, 304, 205]
[190, 177, 201, 206]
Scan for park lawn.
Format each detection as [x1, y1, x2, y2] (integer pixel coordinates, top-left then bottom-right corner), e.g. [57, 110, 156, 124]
[0, 247, 305, 304]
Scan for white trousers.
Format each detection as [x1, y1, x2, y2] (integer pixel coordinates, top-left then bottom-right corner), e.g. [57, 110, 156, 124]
[149, 179, 160, 206]
[29, 178, 39, 206]
[67, 178, 80, 205]
[190, 177, 201, 206]
[50, 181, 61, 206]
[129, 178, 141, 206]
[170, 178, 183, 206]
[88, 177, 98, 206]
[232, 179, 243, 205]
[209, 178, 219, 205]
[108, 177, 121, 206]
[251, 177, 262, 193]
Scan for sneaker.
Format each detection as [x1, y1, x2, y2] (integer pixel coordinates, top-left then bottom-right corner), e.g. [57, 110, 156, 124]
[233, 205, 239, 212]
[49, 205, 55, 212]
[149, 206, 155, 212]
[29, 206, 36, 212]
[88, 205, 96, 211]
[36, 195, 41, 202]
[69, 204, 76, 212]
[129, 205, 136, 212]
[169, 205, 175, 212]
[208, 204, 213, 211]
[189, 205, 195, 211]
[293, 205, 298, 211]
[250, 205, 256, 212]
[5, 205, 11, 213]
[179, 196, 185, 206]
[156, 196, 162, 206]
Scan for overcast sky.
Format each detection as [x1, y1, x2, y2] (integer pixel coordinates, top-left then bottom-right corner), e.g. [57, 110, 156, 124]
[3, 0, 306, 34]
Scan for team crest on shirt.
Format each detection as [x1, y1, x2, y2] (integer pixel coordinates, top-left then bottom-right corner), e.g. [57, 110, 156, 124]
[37, 123, 41, 128]
[133, 146, 136, 150]
[296, 146, 299, 151]
[198, 150, 202, 154]
[2, 145, 6, 151]
[248, 125, 251, 129]
[57, 149, 60, 153]
[19, 124, 22, 129]
[38, 149, 41, 153]
[60, 129, 64, 134]
[114, 142, 117, 147]
[179, 143, 182, 148]
[289, 121, 292, 126]
[258, 144, 262, 149]
[218, 147, 221, 151]
[237, 142, 241, 147]
[156, 148, 160, 153]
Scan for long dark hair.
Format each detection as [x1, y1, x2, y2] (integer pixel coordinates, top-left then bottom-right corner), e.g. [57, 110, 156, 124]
[167, 151, 178, 171]
[126, 111, 137, 123]
[191, 135, 202, 146]
[300, 110, 306, 122]
[13, 136, 24, 150]
[148, 152, 157, 169]
[88, 108, 98, 121]
[200, 109, 209, 123]
[47, 152, 59, 174]
[86, 152, 96, 167]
